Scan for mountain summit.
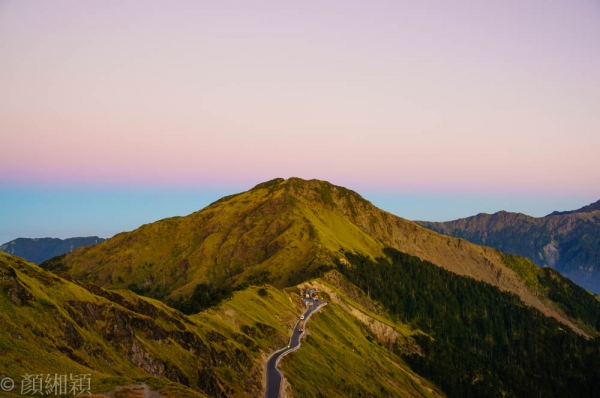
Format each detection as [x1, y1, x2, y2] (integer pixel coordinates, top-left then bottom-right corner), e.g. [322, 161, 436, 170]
[54, 177, 584, 333]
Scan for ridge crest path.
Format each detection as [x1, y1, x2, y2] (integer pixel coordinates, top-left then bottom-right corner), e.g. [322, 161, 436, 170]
[265, 290, 326, 398]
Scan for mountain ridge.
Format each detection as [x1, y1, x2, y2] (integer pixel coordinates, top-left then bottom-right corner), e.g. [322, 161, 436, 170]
[0, 236, 105, 264]
[417, 201, 600, 294]
[548, 199, 600, 216]
[0, 248, 440, 397]
[54, 177, 589, 335]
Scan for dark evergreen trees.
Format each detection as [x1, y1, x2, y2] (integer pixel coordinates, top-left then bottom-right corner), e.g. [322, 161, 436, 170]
[338, 248, 600, 398]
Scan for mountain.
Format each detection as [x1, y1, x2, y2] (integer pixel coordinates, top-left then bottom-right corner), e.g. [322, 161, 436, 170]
[0, 236, 105, 264]
[6, 177, 600, 397]
[1, 250, 440, 397]
[548, 199, 600, 216]
[48, 178, 582, 332]
[417, 201, 600, 294]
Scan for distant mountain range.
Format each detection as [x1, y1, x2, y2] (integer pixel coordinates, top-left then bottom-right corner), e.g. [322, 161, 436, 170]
[0, 236, 105, 264]
[417, 200, 600, 294]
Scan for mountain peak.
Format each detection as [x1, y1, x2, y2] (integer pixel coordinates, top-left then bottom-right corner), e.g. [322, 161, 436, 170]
[250, 177, 286, 191]
[59, 178, 378, 299]
[248, 177, 372, 209]
[56, 177, 589, 335]
[548, 199, 600, 216]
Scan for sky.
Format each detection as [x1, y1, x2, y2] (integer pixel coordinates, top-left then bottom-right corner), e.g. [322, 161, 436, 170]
[1, 0, 599, 243]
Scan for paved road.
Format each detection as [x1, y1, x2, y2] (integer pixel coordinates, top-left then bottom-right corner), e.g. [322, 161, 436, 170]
[265, 292, 326, 398]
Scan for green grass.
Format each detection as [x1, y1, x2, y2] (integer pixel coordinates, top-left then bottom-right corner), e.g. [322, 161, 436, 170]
[323, 279, 417, 338]
[0, 257, 146, 396]
[59, 177, 389, 304]
[1, 251, 448, 397]
[501, 253, 546, 292]
[501, 253, 600, 336]
[0, 254, 299, 397]
[280, 302, 440, 397]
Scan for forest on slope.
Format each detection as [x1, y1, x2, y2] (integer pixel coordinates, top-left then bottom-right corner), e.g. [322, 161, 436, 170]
[338, 248, 600, 398]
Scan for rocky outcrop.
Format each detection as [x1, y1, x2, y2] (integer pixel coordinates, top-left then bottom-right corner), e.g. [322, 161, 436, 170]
[0, 266, 35, 306]
[309, 276, 421, 355]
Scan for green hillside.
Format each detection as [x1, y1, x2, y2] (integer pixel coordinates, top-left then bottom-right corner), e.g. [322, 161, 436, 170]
[53, 178, 384, 301]
[1, 251, 441, 397]
[281, 274, 442, 397]
[1, 252, 297, 397]
[55, 178, 592, 336]
[281, 303, 440, 398]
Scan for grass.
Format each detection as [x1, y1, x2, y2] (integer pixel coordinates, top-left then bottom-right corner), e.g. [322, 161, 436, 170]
[192, 285, 304, 350]
[55, 177, 597, 347]
[280, 302, 440, 397]
[318, 276, 417, 338]
[1, 251, 447, 397]
[0, 254, 299, 397]
[58, 177, 387, 303]
[501, 253, 546, 292]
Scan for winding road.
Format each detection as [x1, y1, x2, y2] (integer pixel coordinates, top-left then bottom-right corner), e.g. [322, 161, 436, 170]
[265, 291, 326, 398]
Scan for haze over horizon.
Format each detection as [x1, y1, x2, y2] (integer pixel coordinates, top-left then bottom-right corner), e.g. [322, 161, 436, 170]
[1, 1, 599, 243]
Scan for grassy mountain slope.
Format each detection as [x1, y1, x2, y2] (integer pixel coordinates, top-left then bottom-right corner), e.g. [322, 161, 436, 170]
[1, 251, 440, 397]
[282, 273, 442, 398]
[1, 251, 300, 397]
[5, 178, 600, 397]
[417, 205, 600, 294]
[0, 236, 105, 264]
[6, 229, 600, 397]
[1, 252, 205, 397]
[56, 178, 383, 301]
[281, 302, 440, 398]
[56, 177, 593, 335]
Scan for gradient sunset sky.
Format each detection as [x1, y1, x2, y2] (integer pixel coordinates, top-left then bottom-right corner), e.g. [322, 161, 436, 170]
[1, 1, 599, 243]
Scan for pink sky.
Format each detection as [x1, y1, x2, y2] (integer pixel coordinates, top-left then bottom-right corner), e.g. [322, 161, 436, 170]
[1, 0, 600, 195]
